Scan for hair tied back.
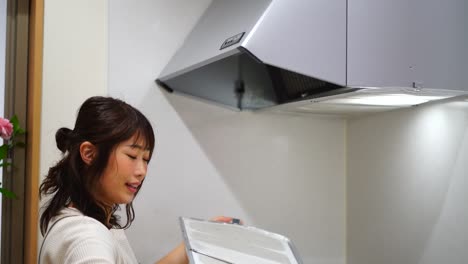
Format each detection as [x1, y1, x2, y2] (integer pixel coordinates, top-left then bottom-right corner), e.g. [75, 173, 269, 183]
[56, 127, 75, 153]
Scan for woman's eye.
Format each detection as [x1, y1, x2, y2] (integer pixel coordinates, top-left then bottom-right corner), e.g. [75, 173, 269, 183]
[126, 154, 137, 160]
[143, 159, 150, 163]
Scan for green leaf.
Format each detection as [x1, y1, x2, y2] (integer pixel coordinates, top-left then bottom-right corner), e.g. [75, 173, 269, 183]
[0, 144, 8, 160]
[10, 115, 25, 136]
[10, 115, 19, 129]
[0, 187, 17, 199]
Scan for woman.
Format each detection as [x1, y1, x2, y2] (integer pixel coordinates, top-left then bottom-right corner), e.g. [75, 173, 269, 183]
[39, 96, 233, 263]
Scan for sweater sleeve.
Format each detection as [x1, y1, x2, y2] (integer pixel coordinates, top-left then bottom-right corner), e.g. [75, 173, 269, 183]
[42, 216, 119, 264]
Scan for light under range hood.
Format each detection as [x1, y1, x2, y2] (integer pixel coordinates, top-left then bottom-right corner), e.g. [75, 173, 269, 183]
[156, 0, 468, 114]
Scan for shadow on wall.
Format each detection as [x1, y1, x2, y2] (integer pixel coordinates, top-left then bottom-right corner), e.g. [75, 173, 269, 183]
[347, 100, 468, 264]
[418, 103, 468, 263]
[157, 87, 347, 263]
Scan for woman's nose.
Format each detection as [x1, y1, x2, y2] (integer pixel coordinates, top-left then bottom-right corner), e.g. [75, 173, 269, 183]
[135, 160, 147, 178]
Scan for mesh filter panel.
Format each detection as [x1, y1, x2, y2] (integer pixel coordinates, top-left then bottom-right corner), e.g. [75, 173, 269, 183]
[280, 69, 330, 98]
[267, 65, 342, 102]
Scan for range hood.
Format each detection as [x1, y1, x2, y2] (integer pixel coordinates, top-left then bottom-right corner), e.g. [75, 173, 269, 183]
[156, 0, 468, 114]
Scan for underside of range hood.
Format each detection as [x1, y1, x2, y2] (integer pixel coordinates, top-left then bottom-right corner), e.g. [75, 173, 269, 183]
[157, 48, 356, 110]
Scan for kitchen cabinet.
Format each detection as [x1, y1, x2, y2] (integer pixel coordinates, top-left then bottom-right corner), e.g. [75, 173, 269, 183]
[347, 0, 468, 91]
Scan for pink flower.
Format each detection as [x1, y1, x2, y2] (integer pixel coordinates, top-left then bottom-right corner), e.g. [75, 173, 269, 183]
[0, 118, 13, 140]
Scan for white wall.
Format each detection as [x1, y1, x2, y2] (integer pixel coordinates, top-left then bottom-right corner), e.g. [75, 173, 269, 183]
[108, 1, 346, 264]
[39, 0, 108, 241]
[40, 0, 108, 178]
[347, 100, 468, 264]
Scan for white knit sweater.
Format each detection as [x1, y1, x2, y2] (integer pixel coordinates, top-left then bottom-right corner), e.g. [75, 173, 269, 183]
[39, 207, 139, 264]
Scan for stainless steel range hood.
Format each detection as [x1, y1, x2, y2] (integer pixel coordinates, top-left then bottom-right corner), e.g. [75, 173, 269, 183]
[156, 0, 468, 113]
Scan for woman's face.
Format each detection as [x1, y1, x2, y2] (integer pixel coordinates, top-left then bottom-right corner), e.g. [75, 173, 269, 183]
[96, 135, 151, 205]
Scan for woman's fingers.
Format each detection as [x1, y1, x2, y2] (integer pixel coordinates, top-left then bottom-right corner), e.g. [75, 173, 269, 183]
[211, 216, 232, 223]
[211, 216, 244, 224]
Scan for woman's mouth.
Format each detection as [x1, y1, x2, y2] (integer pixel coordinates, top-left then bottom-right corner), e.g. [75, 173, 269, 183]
[126, 183, 139, 193]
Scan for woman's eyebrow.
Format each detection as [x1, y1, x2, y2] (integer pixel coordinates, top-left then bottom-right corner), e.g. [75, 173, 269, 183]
[126, 144, 150, 151]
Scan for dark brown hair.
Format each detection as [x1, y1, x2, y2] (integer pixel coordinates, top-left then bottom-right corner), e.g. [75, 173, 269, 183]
[39, 96, 155, 235]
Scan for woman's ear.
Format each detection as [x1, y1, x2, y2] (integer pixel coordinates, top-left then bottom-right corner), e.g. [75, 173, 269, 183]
[80, 141, 96, 165]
